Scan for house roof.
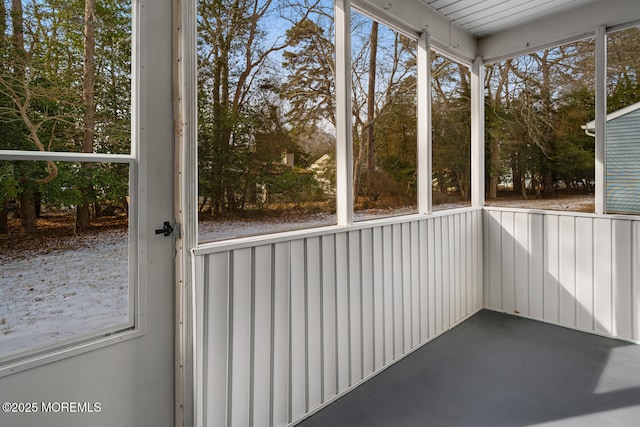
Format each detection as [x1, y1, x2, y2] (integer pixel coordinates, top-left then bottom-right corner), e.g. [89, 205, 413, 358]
[582, 101, 640, 133]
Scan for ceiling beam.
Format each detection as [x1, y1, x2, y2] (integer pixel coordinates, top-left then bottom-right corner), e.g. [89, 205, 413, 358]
[353, 0, 478, 63]
[478, 0, 640, 63]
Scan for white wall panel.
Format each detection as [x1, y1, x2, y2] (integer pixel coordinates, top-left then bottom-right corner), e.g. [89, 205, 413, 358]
[194, 209, 483, 427]
[306, 237, 323, 410]
[290, 240, 307, 420]
[501, 211, 515, 314]
[558, 216, 576, 328]
[372, 227, 385, 370]
[484, 208, 640, 343]
[360, 229, 375, 377]
[544, 215, 559, 323]
[230, 249, 252, 427]
[575, 217, 594, 331]
[514, 212, 529, 315]
[529, 214, 544, 319]
[612, 220, 632, 340]
[335, 232, 350, 393]
[272, 243, 290, 427]
[634, 222, 640, 341]
[594, 219, 613, 335]
[252, 246, 272, 427]
[320, 235, 337, 401]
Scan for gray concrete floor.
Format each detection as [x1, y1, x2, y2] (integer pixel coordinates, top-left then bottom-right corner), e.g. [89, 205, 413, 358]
[297, 310, 640, 427]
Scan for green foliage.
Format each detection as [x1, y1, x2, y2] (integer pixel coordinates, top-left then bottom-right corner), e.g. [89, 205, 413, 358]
[374, 77, 418, 201]
[0, 0, 131, 230]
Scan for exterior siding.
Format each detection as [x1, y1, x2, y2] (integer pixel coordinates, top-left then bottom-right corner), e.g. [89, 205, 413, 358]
[607, 108, 640, 214]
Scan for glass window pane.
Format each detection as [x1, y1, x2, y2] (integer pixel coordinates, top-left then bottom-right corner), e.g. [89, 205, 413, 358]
[0, 1, 132, 154]
[484, 38, 596, 212]
[431, 53, 471, 211]
[605, 25, 640, 215]
[351, 12, 418, 221]
[0, 160, 130, 359]
[197, 0, 336, 242]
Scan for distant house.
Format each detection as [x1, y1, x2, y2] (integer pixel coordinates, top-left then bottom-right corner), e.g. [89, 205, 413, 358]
[583, 102, 640, 214]
[308, 153, 334, 195]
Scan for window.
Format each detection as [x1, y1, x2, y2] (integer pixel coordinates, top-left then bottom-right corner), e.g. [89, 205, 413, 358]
[431, 52, 471, 211]
[0, 1, 133, 360]
[350, 11, 418, 221]
[484, 38, 596, 212]
[196, 0, 337, 242]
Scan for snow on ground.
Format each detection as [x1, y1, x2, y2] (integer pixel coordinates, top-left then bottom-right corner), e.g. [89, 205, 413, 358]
[0, 196, 594, 358]
[0, 229, 129, 358]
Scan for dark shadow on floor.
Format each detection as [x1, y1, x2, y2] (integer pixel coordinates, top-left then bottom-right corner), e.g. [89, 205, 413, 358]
[297, 310, 640, 427]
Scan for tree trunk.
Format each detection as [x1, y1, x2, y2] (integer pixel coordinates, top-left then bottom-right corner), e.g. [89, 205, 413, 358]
[77, 0, 97, 232]
[18, 191, 37, 234]
[0, 203, 8, 234]
[542, 171, 555, 198]
[365, 21, 378, 172]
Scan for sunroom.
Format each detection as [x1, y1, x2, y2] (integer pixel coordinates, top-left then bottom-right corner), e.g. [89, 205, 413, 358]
[1, 1, 639, 427]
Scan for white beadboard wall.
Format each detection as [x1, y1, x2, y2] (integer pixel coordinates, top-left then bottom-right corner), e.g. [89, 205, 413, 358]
[192, 209, 483, 427]
[484, 207, 640, 342]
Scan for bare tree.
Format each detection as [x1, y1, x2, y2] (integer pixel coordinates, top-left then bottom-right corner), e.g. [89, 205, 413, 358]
[76, 0, 97, 232]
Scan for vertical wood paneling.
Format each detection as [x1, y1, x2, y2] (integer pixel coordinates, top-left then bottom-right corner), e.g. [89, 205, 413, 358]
[193, 256, 205, 427]
[434, 217, 443, 334]
[360, 229, 374, 377]
[230, 248, 252, 427]
[544, 215, 559, 323]
[427, 219, 437, 338]
[575, 217, 594, 331]
[348, 231, 362, 384]
[335, 233, 350, 392]
[453, 215, 461, 322]
[474, 210, 482, 310]
[484, 209, 640, 343]
[441, 217, 451, 327]
[382, 225, 394, 364]
[195, 210, 486, 427]
[252, 246, 272, 427]
[392, 224, 404, 357]
[419, 221, 429, 341]
[290, 240, 306, 419]
[320, 235, 337, 401]
[410, 222, 421, 345]
[594, 219, 613, 335]
[461, 213, 469, 317]
[529, 214, 544, 318]
[401, 223, 412, 351]
[558, 216, 576, 328]
[634, 222, 640, 341]
[501, 211, 515, 313]
[371, 227, 384, 371]
[272, 243, 290, 427]
[305, 237, 322, 409]
[612, 220, 632, 339]
[487, 211, 502, 309]
[205, 253, 229, 427]
[442, 216, 455, 330]
[514, 213, 529, 315]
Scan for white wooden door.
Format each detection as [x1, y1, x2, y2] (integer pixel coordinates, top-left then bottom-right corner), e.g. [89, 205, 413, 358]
[0, 1, 176, 426]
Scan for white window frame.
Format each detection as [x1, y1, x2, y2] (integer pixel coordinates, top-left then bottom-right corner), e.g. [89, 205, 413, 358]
[0, 0, 146, 377]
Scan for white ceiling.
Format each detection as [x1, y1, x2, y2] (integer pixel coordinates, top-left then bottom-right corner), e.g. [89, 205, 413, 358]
[356, 0, 640, 62]
[421, 0, 601, 37]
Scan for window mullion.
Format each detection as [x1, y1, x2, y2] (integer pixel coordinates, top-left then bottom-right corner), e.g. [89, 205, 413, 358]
[595, 25, 607, 215]
[417, 31, 432, 215]
[335, 0, 354, 226]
